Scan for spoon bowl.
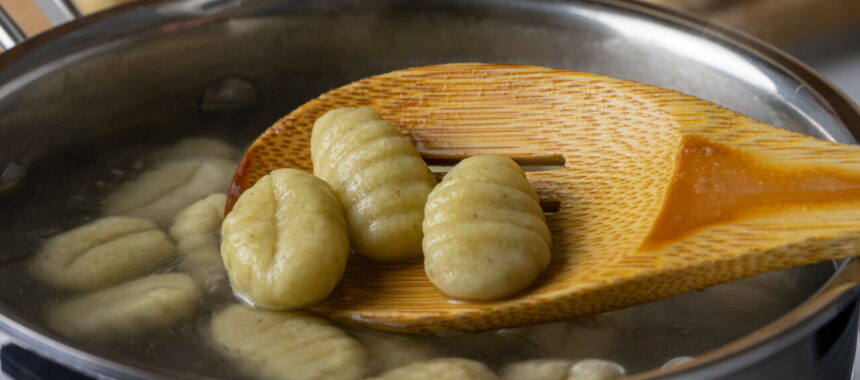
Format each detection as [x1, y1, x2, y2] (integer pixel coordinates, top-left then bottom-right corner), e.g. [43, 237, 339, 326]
[228, 63, 860, 333]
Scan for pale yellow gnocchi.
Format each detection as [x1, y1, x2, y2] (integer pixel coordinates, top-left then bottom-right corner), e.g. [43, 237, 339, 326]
[567, 359, 625, 380]
[311, 107, 436, 262]
[500, 359, 624, 380]
[368, 358, 498, 380]
[170, 193, 228, 293]
[103, 158, 235, 226]
[46, 273, 201, 340]
[29, 216, 175, 291]
[210, 305, 368, 380]
[351, 330, 440, 375]
[423, 155, 551, 300]
[152, 137, 238, 163]
[221, 168, 349, 309]
[500, 359, 574, 380]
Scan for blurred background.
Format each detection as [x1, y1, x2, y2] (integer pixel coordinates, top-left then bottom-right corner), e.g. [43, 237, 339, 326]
[2, 0, 860, 45]
[3, 0, 858, 100]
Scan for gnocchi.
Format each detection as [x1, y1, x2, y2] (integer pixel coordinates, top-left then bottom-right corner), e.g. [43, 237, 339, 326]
[567, 359, 625, 380]
[505, 316, 619, 361]
[46, 273, 201, 340]
[423, 155, 551, 300]
[29, 216, 174, 291]
[103, 158, 235, 226]
[221, 168, 349, 309]
[311, 107, 436, 262]
[152, 137, 239, 163]
[210, 305, 367, 380]
[351, 330, 440, 375]
[500, 359, 624, 380]
[500, 359, 574, 380]
[368, 358, 498, 380]
[170, 193, 228, 293]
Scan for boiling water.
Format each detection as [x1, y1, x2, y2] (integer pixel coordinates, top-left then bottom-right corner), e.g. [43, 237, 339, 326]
[0, 125, 832, 379]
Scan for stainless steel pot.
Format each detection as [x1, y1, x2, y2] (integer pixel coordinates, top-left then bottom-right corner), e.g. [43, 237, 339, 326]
[0, 0, 859, 379]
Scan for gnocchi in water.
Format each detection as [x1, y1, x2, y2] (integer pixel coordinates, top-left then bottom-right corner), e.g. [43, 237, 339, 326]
[567, 359, 625, 380]
[151, 137, 239, 163]
[210, 305, 368, 380]
[29, 216, 175, 291]
[368, 358, 498, 380]
[500, 359, 574, 380]
[501, 359, 624, 380]
[46, 273, 201, 340]
[351, 331, 440, 375]
[221, 168, 349, 309]
[170, 193, 228, 293]
[423, 155, 552, 300]
[504, 316, 619, 362]
[311, 107, 436, 262]
[103, 157, 235, 226]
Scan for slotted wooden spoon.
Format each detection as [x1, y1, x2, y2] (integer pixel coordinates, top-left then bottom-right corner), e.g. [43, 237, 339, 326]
[227, 63, 860, 333]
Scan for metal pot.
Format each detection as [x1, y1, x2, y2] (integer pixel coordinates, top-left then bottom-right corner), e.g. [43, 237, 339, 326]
[0, 0, 859, 379]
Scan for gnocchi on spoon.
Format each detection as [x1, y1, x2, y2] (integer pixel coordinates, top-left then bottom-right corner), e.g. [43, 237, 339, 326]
[227, 63, 860, 333]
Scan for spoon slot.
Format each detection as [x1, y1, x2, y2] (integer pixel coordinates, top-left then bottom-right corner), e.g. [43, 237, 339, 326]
[423, 154, 565, 170]
[540, 200, 561, 213]
[425, 155, 563, 214]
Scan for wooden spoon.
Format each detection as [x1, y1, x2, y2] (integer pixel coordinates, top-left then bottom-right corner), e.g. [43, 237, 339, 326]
[227, 63, 860, 333]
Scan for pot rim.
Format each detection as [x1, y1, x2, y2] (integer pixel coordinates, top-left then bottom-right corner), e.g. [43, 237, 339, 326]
[1, 0, 859, 379]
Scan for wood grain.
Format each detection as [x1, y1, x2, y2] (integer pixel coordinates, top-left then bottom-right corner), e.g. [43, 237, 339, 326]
[229, 63, 860, 333]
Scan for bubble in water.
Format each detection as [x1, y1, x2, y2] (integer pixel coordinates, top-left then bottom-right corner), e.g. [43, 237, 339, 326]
[199, 75, 260, 115]
[0, 161, 27, 193]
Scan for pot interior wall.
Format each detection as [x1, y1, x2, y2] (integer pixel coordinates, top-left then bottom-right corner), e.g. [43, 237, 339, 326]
[0, 0, 849, 378]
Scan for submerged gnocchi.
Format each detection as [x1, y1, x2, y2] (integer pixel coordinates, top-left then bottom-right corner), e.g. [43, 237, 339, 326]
[567, 359, 625, 380]
[311, 107, 436, 262]
[500, 359, 574, 380]
[29, 216, 175, 291]
[170, 193, 229, 293]
[152, 137, 239, 163]
[368, 358, 499, 380]
[46, 273, 201, 340]
[103, 157, 235, 226]
[423, 155, 552, 300]
[221, 169, 349, 309]
[352, 330, 441, 374]
[501, 359, 624, 380]
[210, 305, 368, 380]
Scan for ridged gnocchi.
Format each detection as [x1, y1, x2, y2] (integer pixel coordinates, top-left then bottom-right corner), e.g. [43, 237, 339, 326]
[170, 193, 228, 293]
[311, 107, 436, 262]
[368, 358, 498, 380]
[221, 168, 349, 309]
[29, 216, 175, 291]
[423, 155, 552, 300]
[46, 273, 201, 340]
[103, 158, 235, 226]
[210, 305, 368, 380]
